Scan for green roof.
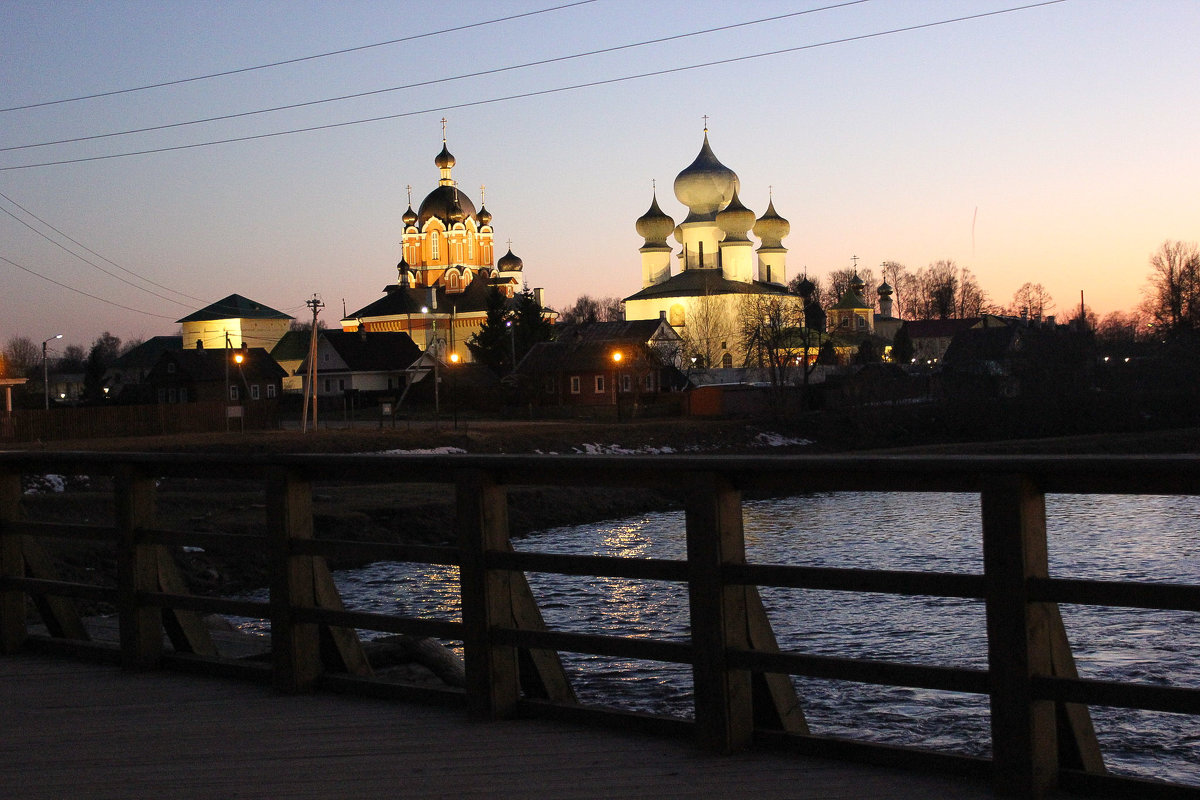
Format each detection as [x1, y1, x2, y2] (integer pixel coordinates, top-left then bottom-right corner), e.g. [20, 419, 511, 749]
[177, 294, 293, 324]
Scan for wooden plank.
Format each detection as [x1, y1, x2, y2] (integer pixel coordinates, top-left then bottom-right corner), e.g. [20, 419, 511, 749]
[686, 472, 753, 753]
[744, 586, 808, 734]
[0, 470, 25, 653]
[267, 469, 320, 692]
[1045, 605, 1105, 773]
[311, 556, 372, 677]
[114, 464, 162, 670]
[154, 546, 217, 657]
[981, 473, 1106, 797]
[456, 468, 520, 718]
[21, 536, 88, 641]
[505, 551, 576, 703]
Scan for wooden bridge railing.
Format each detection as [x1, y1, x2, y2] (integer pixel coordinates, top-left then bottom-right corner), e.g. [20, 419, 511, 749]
[2, 451, 1199, 799]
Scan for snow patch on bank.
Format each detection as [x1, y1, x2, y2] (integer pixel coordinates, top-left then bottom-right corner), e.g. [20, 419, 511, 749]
[754, 432, 813, 448]
[372, 447, 469, 455]
[533, 433, 812, 456]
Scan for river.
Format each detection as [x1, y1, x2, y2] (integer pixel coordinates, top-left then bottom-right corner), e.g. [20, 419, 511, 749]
[250, 492, 1200, 786]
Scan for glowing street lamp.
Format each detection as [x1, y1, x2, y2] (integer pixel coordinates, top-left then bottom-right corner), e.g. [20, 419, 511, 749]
[42, 333, 62, 410]
[611, 350, 623, 419]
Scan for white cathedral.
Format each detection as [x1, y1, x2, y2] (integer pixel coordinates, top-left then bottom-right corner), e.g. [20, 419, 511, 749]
[623, 128, 792, 368]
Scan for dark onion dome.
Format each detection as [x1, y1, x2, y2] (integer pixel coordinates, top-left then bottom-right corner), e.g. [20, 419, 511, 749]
[435, 142, 455, 169]
[402, 204, 417, 226]
[673, 132, 740, 219]
[877, 281, 894, 296]
[753, 199, 790, 248]
[477, 204, 492, 227]
[396, 256, 413, 285]
[635, 192, 675, 245]
[849, 272, 865, 290]
[794, 276, 816, 299]
[716, 189, 754, 241]
[497, 247, 523, 272]
[418, 185, 479, 227]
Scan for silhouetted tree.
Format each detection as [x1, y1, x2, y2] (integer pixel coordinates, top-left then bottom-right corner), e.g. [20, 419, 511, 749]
[557, 294, 623, 325]
[1141, 239, 1200, 334]
[466, 288, 512, 374]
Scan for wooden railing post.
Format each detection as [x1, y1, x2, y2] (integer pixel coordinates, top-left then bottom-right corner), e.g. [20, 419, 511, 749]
[0, 469, 24, 654]
[686, 472, 753, 753]
[114, 464, 162, 670]
[457, 468, 520, 719]
[268, 468, 321, 692]
[982, 473, 1058, 798]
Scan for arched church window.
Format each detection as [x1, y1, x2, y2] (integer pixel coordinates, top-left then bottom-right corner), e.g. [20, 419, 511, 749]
[430, 231, 440, 259]
[721, 352, 733, 368]
[448, 272, 460, 290]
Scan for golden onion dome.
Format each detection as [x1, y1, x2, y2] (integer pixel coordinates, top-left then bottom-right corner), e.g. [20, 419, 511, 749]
[635, 193, 676, 245]
[673, 133, 739, 218]
[497, 247, 523, 272]
[434, 143, 455, 169]
[716, 189, 755, 241]
[753, 199, 790, 247]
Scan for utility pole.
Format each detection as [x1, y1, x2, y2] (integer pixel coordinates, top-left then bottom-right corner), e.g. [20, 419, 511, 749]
[301, 294, 324, 433]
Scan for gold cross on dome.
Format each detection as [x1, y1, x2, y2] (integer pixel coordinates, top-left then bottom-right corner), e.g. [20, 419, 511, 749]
[406, 184, 412, 205]
[480, 184, 486, 204]
[702, 114, 709, 132]
[440, 117, 447, 141]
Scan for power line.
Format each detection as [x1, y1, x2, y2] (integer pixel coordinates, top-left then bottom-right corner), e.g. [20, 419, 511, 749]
[0, 1, 1067, 172]
[0, 191, 205, 305]
[1, 1, 871, 153]
[0, 254, 176, 320]
[0, 0, 598, 114]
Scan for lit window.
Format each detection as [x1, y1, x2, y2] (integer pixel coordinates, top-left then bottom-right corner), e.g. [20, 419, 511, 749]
[229, 385, 239, 401]
[431, 230, 440, 259]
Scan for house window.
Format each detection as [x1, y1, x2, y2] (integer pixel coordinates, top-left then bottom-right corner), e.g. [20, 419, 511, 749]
[570, 376, 581, 394]
[643, 374, 654, 391]
[621, 374, 632, 392]
[251, 384, 260, 400]
[168, 388, 177, 403]
[858, 315, 867, 329]
[594, 375, 605, 393]
[180, 388, 188, 402]
[229, 385, 239, 401]
[157, 389, 166, 403]
[167, 362, 176, 374]
[448, 272, 459, 290]
[266, 384, 275, 399]
[721, 353, 733, 368]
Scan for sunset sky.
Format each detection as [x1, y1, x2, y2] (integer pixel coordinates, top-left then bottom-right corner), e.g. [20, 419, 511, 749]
[3, 0, 1198, 353]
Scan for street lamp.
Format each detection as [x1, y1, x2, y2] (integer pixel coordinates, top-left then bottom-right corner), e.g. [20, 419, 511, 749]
[42, 333, 62, 410]
[449, 352, 460, 429]
[504, 319, 516, 373]
[611, 350, 623, 420]
[422, 306, 440, 425]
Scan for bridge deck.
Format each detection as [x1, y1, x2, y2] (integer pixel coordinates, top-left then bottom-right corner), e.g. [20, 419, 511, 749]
[0, 653, 1087, 800]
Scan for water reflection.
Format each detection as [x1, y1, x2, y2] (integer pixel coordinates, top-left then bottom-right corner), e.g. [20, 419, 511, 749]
[250, 493, 1200, 786]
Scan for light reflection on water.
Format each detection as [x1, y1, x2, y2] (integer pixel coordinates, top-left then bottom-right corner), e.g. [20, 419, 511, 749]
[246, 493, 1200, 787]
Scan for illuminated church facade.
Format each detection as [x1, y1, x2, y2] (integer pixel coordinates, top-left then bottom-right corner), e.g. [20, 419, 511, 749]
[623, 128, 792, 368]
[341, 130, 543, 361]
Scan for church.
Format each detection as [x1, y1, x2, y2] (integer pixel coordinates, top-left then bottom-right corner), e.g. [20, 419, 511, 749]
[623, 127, 792, 368]
[341, 128, 548, 362]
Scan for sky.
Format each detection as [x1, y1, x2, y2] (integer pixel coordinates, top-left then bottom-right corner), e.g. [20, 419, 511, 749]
[3, 0, 1199, 354]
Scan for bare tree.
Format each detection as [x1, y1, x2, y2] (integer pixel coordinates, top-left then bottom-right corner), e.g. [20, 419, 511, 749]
[1141, 240, 1200, 333]
[680, 291, 734, 369]
[737, 293, 807, 412]
[1009, 282, 1055, 320]
[880, 261, 913, 320]
[2, 336, 40, 378]
[557, 294, 624, 325]
[909, 260, 990, 320]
